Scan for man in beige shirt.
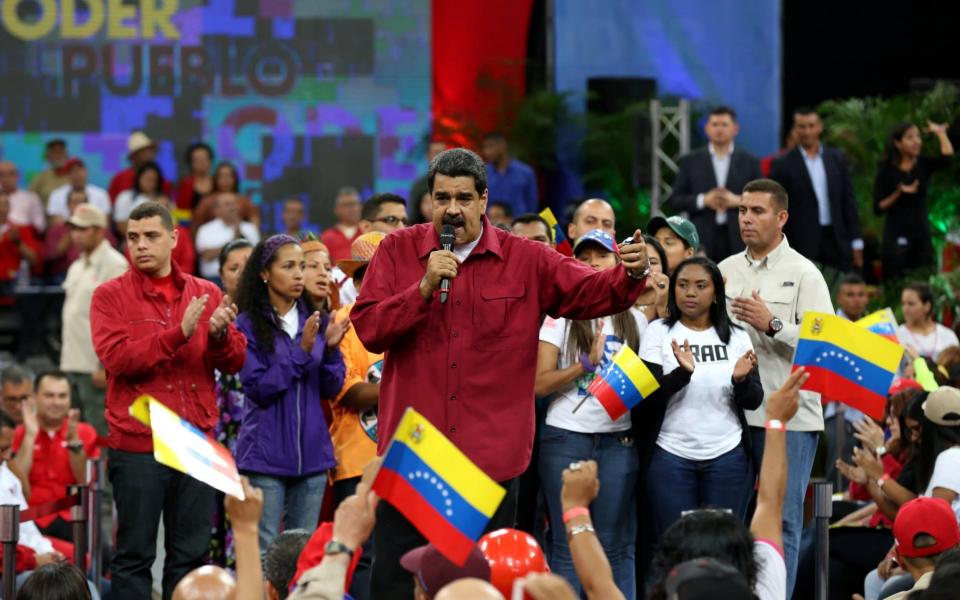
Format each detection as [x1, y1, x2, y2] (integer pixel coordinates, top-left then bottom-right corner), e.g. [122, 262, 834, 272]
[719, 178, 833, 596]
[60, 204, 128, 436]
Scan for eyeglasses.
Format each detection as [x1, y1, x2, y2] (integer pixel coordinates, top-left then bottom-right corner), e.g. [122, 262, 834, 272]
[373, 216, 408, 226]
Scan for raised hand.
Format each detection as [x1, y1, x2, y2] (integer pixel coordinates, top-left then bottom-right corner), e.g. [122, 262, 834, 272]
[67, 408, 81, 441]
[21, 396, 39, 438]
[853, 418, 885, 451]
[208, 294, 239, 339]
[650, 272, 670, 312]
[835, 459, 868, 485]
[671, 339, 696, 373]
[899, 180, 919, 194]
[181, 295, 209, 338]
[852, 446, 884, 480]
[519, 573, 579, 600]
[732, 350, 758, 383]
[619, 229, 650, 278]
[419, 250, 459, 300]
[767, 367, 808, 422]
[325, 315, 352, 348]
[588, 320, 605, 367]
[731, 290, 774, 333]
[225, 477, 264, 535]
[925, 120, 949, 135]
[332, 482, 379, 551]
[561, 459, 600, 512]
[300, 311, 321, 354]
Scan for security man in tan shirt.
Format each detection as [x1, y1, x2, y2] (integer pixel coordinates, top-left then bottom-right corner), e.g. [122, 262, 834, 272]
[719, 178, 833, 596]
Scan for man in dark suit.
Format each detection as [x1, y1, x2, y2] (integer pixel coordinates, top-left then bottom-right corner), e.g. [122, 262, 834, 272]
[770, 107, 864, 273]
[665, 106, 762, 262]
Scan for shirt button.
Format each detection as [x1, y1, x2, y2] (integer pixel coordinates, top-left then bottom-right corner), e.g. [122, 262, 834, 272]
[450, 363, 457, 369]
[449, 395, 456, 401]
[190, 383, 197, 391]
[449, 427, 456, 433]
[455, 300, 462, 306]
[452, 331, 459, 338]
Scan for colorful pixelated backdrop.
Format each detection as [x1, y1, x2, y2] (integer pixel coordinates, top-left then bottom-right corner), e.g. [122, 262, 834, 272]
[0, 0, 431, 231]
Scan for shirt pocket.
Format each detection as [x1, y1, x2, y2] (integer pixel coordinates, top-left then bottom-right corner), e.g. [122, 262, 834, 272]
[474, 283, 527, 351]
[762, 286, 798, 323]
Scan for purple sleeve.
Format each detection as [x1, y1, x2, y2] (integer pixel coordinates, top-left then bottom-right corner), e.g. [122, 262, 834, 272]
[237, 319, 313, 407]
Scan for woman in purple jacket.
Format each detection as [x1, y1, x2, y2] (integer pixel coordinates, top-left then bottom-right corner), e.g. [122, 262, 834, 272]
[233, 234, 349, 550]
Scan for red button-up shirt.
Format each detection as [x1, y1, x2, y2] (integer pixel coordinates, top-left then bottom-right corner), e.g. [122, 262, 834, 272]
[12, 420, 100, 527]
[352, 217, 647, 481]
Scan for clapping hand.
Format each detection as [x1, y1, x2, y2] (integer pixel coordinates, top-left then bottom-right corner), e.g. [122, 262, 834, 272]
[853, 418, 885, 451]
[732, 350, 758, 383]
[731, 291, 774, 333]
[208, 294, 239, 339]
[181, 295, 209, 338]
[22, 397, 39, 438]
[325, 315, 352, 348]
[588, 320, 605, 368]
[671, 339, 696, 373]
[300, 311, 321, 354]
[852, 446, 884, 480]
[835, 459, 868, 485]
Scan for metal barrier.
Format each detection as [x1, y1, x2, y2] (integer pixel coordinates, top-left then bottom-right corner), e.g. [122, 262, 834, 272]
[0, 457, 104, 598]
[814, 480, 834, 600]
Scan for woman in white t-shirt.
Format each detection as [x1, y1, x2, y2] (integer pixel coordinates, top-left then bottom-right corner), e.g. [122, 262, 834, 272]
[535, 229, 649, 598]
[114, 161, 168, 236]
[897, 282, 960, 361]
[639, 256, 763, 540]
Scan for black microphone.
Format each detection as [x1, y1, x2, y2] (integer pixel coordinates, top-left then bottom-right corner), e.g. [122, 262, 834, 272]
[439, 224, 455, 304]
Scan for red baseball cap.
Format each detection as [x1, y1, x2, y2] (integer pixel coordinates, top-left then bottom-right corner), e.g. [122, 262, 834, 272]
[888, 378, 922, 397]
[893, 497, 960, 558]
[400, 543, 491, 598]
[63, 157, 85, 171]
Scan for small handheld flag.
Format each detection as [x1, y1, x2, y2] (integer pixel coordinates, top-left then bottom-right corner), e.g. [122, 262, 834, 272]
[539, 207, 573, 256]
[584, 345, 660, 421]
[792, 312, 904, 420]
[372, 408, 506, 566]
[130, 395, 245, 499]
[855, 308, 899, 342]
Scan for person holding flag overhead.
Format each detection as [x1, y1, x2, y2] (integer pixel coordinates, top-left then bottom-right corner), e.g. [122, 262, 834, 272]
[637, 256, 762, 541]
[351, 148, 653, 597]
[533, 229, 648, 597]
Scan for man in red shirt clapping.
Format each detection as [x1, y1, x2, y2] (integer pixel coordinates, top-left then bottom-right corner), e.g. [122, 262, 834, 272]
[91, 201, 246, 599]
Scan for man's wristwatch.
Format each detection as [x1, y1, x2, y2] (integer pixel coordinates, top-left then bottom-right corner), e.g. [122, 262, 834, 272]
[65, 440, 84, 454]
[324, 539, 355, 559]
[628, 265, 651, 280]
[766, 317, 784, 338]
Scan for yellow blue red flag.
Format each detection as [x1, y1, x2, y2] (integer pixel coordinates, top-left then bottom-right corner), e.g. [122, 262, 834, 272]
[372, 408, 506, 566]
[539, 207, 573, 256]
[792, 312, 904, 420]
[856, 308, 899, 342]
[587, 345, 660, 421]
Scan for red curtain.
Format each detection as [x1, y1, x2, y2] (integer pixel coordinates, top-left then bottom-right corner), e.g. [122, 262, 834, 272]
[432, 0, 535, 147]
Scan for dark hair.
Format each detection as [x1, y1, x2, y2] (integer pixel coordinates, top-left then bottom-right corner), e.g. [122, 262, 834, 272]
[708, 106, 738, 121]
[917, 412, 960, 492]
[0, 410, 15, 430]
[881, 122, 919, 167]
[649, 511, 758, 600]
[511, 213, 553, 241]
[427, 148, 487, 196]
[34, 370, 70, 394]
[263, 529, 311, 600]
[839, 273, 865, 287]
[45, 139, 67, 150]
[128, 201, 174, 232]
[362, 193, 407, 221]
[184, 141, 214, 168]
[792, 106, 819, 119]
[665, 257, 739, 344]
[643, 234, 670, 275]
[742, 178, 788, 211]
[213, 162, 241, 193]
[235, 238, 318, 354]
[1, 364, 34, 388]
[489, 201, 513, 218]
[132, 161, 165, 197]
[17, 561, 92, 600]
[218, 238, 254, 270]
[903, 281, 935, 320]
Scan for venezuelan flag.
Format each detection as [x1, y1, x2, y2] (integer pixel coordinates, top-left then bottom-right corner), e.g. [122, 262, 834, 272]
[856, 308, 899, 342]
[792, 312, 904, 420]
[587, 345, 660, 421]
[539, 207, 573, 256]
[372, 408, 506, 566]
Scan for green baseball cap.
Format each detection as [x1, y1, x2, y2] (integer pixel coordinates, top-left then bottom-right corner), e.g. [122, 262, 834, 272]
[647, 215, 700, 250]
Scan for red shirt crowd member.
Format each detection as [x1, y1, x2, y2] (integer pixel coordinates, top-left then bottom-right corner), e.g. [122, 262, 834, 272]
[11, 372, 99, 539]
[107, 132, 174, 202]
[351, 148, 652, 597]
[320, 186, 363, 262]
[91, 201, 245, 599]
[175, 142, 215, 210]
[0, 192, 41, 299]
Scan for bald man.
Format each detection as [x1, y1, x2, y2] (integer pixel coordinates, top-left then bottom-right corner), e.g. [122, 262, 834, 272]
[567, 198, 615, 242]
[172, 565, 237, 600]
[434, 578, 505, 600]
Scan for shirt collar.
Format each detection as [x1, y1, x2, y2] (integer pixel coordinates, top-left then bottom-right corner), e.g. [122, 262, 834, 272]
[136, 259, 187, 293]
[745, 234, 790, 269]
[801, 143, 824, 160]
[709, 143, 734, 158]
[85, 238, 110, 263]
[416, 215, 503, 260]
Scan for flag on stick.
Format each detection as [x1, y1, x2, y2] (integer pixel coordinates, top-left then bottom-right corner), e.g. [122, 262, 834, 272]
[585, 345, 660, 421]
[539, 207, 573, 256]
[856, 308, 899, 342]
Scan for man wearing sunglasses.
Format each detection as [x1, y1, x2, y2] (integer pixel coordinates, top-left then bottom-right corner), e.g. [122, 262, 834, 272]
[337, 193, 410, 306]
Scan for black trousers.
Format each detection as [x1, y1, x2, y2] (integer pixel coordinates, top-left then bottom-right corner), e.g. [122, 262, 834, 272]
[816, 225, 850, 273]
[109, 449, 216, 600]
[333, 477, 374, 600]
[370, 477, 519, 598]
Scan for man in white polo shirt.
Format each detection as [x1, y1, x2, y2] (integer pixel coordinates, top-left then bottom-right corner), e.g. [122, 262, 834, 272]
[47, 158, 111, 225]
[196, 192, 261, 281]
[719, 178, 833, 597]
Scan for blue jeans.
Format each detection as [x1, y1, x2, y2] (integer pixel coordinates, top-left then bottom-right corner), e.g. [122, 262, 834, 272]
[246, 472, 327, 552]
[646, 442, 753, 539]
[539, 425, 638, 600]
[749, 427, 818, 599]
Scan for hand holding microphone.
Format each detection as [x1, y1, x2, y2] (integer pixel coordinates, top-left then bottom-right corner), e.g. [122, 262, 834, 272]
[419, 224, 460, 302]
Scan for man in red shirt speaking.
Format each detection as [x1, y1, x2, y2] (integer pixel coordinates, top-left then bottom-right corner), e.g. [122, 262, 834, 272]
[91, 201, 246, 599]
[351, 148, 652, 596]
